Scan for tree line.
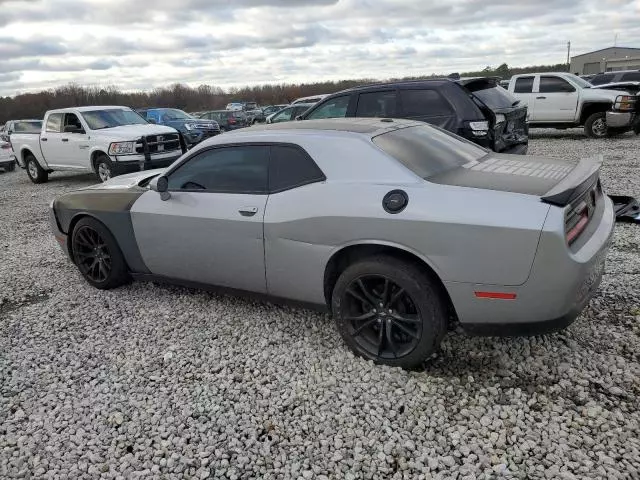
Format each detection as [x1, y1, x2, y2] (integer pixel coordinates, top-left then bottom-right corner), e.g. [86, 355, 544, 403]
[0, 63, 569, 124]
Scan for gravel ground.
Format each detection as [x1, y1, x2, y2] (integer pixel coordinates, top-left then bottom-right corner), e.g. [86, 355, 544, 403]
[1, 129, 639, 480]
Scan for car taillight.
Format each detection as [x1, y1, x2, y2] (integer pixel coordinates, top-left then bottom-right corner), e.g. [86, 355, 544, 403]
[228, 117, 237, 124]
[468, 120, 489, 137]
[565, 183, 599, 245]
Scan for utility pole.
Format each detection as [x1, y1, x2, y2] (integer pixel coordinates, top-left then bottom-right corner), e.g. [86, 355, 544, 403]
[566, 41, 571, 69]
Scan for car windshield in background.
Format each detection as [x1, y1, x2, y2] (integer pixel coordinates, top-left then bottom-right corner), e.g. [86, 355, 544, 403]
[372, 124, 487, 179]
[162, 109, 193, 120]
[14, 121, 42, 133]
[466, 81, 520, 109]
[569, 74, 594, 89]
[82, 109, 147, 130]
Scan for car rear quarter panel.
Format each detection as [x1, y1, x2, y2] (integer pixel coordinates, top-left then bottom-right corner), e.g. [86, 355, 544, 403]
[264, 179, 550, 305]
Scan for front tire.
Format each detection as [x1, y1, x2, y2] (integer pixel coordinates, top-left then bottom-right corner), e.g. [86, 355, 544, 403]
[71, 217, 129, 289]
[25, 154, 48, 183]
[331, 256, 447, 369]
[95, 154, 114, 182]
[584, 112, 608, 138]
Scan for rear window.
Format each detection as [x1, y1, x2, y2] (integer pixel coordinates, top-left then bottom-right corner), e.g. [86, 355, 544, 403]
[372, 124, 487, 179]
[399, 89, 451, 117]
[466, 81, 519, 109]
[232, 111, 246, 118]
[14, 121, 42, 133]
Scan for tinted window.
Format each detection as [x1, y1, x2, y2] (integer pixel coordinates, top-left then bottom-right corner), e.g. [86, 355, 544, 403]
[590, 73, 615, 85]
[168, 146, 269, 193]
[269, 145, 325, 192]
[539, 76, 575, 93]
[64, 113, 82, 129]
[514, 77, 534, 93]
[45, 113, 63, 133]
[306, 95, 350, 119]
[354, 91, 397, 117]
[399, 89, 451, 117]
[372, 125, 486, 179]
[293, 105, 312, 117]
[621, 72, 640, 81]
[271, 107, 293, 123]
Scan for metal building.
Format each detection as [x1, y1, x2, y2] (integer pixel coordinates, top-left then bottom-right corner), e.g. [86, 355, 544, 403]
[570, 47, 640, 75]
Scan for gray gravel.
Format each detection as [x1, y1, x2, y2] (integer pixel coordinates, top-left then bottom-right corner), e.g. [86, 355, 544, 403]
[1, 129, 639, 479]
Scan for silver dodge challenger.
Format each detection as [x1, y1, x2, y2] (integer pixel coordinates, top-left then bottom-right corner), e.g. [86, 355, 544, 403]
[50, 118, 615, 368]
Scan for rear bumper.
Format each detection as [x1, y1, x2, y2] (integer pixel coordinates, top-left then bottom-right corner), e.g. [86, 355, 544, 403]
[447, 196, 615, 335]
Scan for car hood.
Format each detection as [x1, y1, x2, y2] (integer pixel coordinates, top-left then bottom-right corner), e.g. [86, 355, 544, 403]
[85, 168, 166, 190]
[582, 87, 629, 100]
[91, 124, 178, 139]
[429, 153, 601, 204]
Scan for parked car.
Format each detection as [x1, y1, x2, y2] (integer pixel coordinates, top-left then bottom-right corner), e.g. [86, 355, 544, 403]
[137, 108, 220, 148]
[299, 77, 529, 154]
[1, 119, 43, 142]
[244, 108, 266, 125]
[589, 70, 640, 86]
[262, 105, 288, 116]
[266, 103, 315, 123]
[291, 94, 329, 104]
[0, 140, 16, 172]
[50, 118, 614, 369]
[507, 72, 640, 137]
[198, 110, 249, 131]
[225, 102, 244, 111]
[12, 106, 183, 183]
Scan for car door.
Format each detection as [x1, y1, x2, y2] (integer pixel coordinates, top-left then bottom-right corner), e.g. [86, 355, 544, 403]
[130, 144, 270, 293]
[512, 76, 536, 121]
[59, 112, 90, 168]
[40, 113, 65, 166]
[396, 88, 455, 128]
[533, 76, 579, 122]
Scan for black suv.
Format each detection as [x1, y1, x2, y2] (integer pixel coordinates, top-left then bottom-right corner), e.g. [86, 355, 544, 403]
[590, 70, 640, 86]
[299, 78, 528, 154]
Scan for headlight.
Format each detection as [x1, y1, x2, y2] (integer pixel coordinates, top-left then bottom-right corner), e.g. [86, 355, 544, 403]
[185, 123, 196, 131]
[108, 141, 136, 155]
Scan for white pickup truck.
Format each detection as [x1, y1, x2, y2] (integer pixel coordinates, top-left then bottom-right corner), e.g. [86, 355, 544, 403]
[11, 106, 185, 184]
[506, 72, 639, 137]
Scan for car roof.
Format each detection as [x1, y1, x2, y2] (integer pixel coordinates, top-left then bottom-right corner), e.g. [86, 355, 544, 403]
[48, 106, 132, 114]
[237, 117, 425, 136]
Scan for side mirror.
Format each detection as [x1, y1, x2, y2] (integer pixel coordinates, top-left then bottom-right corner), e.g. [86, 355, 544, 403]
[147, 118, 157, 124]
[149, 175, 171, 201]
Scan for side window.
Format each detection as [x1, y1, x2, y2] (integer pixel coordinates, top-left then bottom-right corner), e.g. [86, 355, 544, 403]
[269, 145, 325, 192]
[306, 95, 350, 119]
[590, 73, 614, 85]
[167, 146, 269, 193]
[63, 113, 82, 130]
[399, 89, 452, 117]
[539, 76, 575, 93]
[146, 111, 161, 123]
[271, 108, 293, 123]
[45, 113, 63, 133]
[514, 77, 534, 93]
[621, 72, 640, 81]
[356, 91, 397, 117]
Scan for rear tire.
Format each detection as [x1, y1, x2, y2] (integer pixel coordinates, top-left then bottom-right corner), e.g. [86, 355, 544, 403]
[25, 154, 48, 183]
[95, 154, 114, 182]
[584, 112, 608, 138]
[71, 217, 129, 289]
[331, 256, 447, 369]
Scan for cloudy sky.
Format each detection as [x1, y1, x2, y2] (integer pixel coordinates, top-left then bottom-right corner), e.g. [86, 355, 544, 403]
[0, 0, 638, 96]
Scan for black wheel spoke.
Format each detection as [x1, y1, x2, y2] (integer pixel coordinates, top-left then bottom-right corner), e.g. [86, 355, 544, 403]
[345, 311, 375, 322]
[357, 279, 379, 306]
[385, 321, 398, 358]
[98, 261, 108, 280]
[390, 312, 420, 324]
[352, 318, 378, 336]
[346, 288, 372, 307]
[376, 322, 385, 357]
[388, 287, 405, 308]
[391, 320, 419, 339]
[380, 278, 390, 307]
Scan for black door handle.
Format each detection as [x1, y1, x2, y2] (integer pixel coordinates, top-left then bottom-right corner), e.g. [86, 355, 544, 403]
[61, 138, 69, 142]
[41, 138, 48, 141]
[536, 96, 547, 99]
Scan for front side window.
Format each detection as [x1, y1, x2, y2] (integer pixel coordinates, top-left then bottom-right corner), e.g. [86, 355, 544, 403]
[64, 113, 83, 130]
[539, 76, 575, 93]
[306, 95, 350, 119]
[45, 113, 63, 133]
[269, 145, 325, 192]
[356, 91, 398, 117]
[271, 107, 293, 123]
[399, 89, 451, 117]
[82, 109, 147, 130]
[514, 77, 534, 93]
[167, 146, 269, 193]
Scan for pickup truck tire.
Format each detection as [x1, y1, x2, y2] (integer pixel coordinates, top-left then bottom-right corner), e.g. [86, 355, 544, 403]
[25, 154, 48, 184]
[94, 154, 113, 182]
[584, 112, 608, 138]
[71, 217, 129, 289]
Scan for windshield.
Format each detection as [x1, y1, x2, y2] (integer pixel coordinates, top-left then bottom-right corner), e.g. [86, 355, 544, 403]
[82, 109, 147, 130]
[161, 109, 194, 120]
[372, 124, 487, 179]
[465, 81, 520, 109]
[14, 121, 42, 133]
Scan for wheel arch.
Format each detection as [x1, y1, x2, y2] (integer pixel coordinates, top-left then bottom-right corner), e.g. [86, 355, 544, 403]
[323, 242, 458, 325]
[579, 102, 612, 125]
[90, 150, 110, 173]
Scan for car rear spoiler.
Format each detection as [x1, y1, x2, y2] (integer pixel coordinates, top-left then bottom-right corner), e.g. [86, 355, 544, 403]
[541, 155, 603, 207]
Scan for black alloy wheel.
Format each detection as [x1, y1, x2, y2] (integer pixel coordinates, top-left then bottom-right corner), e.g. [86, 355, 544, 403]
[73, 225, 112, 283]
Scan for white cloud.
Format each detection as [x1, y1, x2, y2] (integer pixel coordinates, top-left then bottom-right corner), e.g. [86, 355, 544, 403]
[0, 0, 639, 95]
